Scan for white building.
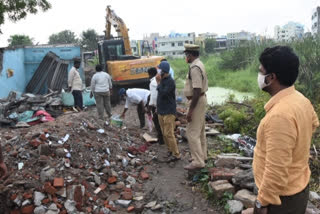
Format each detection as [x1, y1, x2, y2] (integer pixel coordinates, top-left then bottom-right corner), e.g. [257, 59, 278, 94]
[312, 7, 320, 34]
[274, 22, 304, 41]
[148, 32, 195, 58]
[226, 31, 255, 48]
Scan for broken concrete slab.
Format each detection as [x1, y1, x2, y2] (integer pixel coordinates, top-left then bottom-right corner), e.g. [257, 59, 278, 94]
[234, 189, 256, 208]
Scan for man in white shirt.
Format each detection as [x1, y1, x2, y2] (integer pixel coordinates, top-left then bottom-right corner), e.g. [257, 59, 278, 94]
[90, 64, 112, 119]
[147, 67, 164, 144]
[68, 59, 83, 110]
[120, 88, 150, 129]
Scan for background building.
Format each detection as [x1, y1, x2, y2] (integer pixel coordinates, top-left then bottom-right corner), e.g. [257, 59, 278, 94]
[226, 31, 255, 48]
[196, 32, 218, 48]
[312, 7, 320, 35]
[274, 22, 304, 41]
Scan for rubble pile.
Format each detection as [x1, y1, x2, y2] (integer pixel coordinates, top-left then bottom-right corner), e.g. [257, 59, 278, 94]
[0, 91, 63, 128]
[206, 154, 320, 214]
[0, 111, 159, 214]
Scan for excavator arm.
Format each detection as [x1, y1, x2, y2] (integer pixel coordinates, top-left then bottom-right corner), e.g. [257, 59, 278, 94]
[105, 6, 132, 55]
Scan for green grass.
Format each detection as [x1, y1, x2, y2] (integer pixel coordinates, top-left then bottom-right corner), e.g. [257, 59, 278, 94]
[169, 55, 258, 93]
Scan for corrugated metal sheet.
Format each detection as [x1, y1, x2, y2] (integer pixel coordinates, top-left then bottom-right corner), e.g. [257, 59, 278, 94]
[26, 52, 69, 94]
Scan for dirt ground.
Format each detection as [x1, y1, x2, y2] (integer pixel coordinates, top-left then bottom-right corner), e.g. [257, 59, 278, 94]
[113, 105, 220, 214]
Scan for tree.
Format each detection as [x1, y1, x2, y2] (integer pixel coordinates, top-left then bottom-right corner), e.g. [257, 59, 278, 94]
[0, 0, 51, 33]
[81, 29, 98, 51]
[8, 34, 33, 46]
[48, 30, 79, 45]
[204, 38, 217, 54]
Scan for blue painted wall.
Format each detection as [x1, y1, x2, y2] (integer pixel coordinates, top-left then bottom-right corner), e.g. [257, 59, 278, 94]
[0, 48, 25, 98]
[0, 44, 83, 99]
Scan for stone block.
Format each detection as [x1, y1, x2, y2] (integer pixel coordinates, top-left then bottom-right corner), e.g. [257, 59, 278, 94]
[234, 189, 256, 208]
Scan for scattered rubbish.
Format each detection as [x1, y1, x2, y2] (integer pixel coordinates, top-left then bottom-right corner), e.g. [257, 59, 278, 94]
[142, 133, 157, 143]
[226, 134, 256, 157]
[18, 162, 24, 170]
[97, 129, 105, 134]
[111, 115, 123, 127]
[62, 134, 70, 143]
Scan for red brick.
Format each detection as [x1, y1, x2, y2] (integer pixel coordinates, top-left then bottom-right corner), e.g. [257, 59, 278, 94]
[10, 209, 20, 214]
[99, 183, 107, 191]
[74, 186, 84, 209]
[140, 171, 149, 180]
[40, 134, 47, 141]
[44, 182, 57, 195]
[42, 198, 50, 204]
[23, 193, 32, 199]
[30, 139, 41, 148]
[107, 176, 117, 184]
[53, 177, 64, 187]
[56, 203, 63, 209]
[121, 191, 133, 200]
[127, 206, 135, 212]
[209, 168, 236, 181]
[21, 205, 34, 214]
[87, 207, 93, 213]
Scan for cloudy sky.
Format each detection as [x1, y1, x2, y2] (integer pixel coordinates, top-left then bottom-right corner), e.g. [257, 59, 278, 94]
[0, 0, 320, 47]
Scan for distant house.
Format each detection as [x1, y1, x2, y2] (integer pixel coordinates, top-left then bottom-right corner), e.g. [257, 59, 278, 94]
[144, 32, 195, 58]
[312, 6, 320, 35]
[274, 22, 304, 41]
[227, 31, 255, 48]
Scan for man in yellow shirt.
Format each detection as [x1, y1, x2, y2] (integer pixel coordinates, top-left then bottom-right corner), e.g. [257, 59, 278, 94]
[253, 46, 319, 214]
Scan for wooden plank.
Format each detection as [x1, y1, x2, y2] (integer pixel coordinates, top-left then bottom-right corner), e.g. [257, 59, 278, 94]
[206, 128, 220, 136]
[217, 154, 253, 161]
[143, 133, 158, 143]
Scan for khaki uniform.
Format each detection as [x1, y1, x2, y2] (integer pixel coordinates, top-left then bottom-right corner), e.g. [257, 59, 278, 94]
[183, 58, 208, 167]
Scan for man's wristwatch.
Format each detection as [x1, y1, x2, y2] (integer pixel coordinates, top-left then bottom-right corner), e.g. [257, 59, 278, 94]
[255, 200, 268, 209]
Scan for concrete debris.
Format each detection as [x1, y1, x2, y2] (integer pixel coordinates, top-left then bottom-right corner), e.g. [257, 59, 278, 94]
[234, 189, 257, 208]
[226, 200, 244, 214]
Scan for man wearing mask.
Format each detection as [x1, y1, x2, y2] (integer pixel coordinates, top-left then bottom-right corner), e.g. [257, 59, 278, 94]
[90, 64, 112, 120]
[183, 44, 208, 170]
[253, 46, 319, 214]
[156, 61, 180, 161]
[68, 59, 83, 111]
[148, 67, 164, 144]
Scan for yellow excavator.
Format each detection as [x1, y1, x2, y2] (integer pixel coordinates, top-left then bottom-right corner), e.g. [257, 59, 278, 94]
[98, 6, 163, 104]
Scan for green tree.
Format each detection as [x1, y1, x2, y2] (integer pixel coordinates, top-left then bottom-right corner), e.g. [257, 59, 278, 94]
[48, 30, 78, 45]
[8, 34, 33, 46]
[81, 29, 98, 51]
[0, 0, 51, 33]
[204, 38, 216, 54]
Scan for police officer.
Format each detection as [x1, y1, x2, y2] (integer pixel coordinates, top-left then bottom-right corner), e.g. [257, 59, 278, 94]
[183, 44, 208, 170]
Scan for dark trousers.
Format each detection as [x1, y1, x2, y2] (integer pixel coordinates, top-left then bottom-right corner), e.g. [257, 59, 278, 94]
[268, 185, 309, 214]
[137, 104, 145, 128]
[151, 107, 164, 144]
[72, 90, 83, 110]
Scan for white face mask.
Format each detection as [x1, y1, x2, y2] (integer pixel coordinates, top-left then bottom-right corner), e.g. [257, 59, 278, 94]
[257, 73, 270, 89]
[157, 69, 162, 74]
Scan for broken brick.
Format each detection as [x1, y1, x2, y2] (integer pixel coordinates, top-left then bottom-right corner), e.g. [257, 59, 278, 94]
[42, 198, 50, 204]
[107, 176, 117, 184]
[121, 191, 133, 200]
[44, 182, 57, 195]
[21, 205, 35, 214]
[30, 139, 42, 148]
[53, 177, 64, 187]
[127, 206, 135, 212]
[140, 171, 149, 180]
[40, 134, 47, 141]
[23, 193, 32, 199]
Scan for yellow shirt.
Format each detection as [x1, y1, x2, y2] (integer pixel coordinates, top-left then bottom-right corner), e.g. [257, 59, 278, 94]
[253, 86, 319, 206]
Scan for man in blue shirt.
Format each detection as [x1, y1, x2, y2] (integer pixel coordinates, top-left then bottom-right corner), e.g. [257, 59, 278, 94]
[157, 61, 180, 161]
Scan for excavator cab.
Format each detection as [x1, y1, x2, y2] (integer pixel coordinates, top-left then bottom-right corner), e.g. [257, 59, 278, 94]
[98, 38, 139, 72]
